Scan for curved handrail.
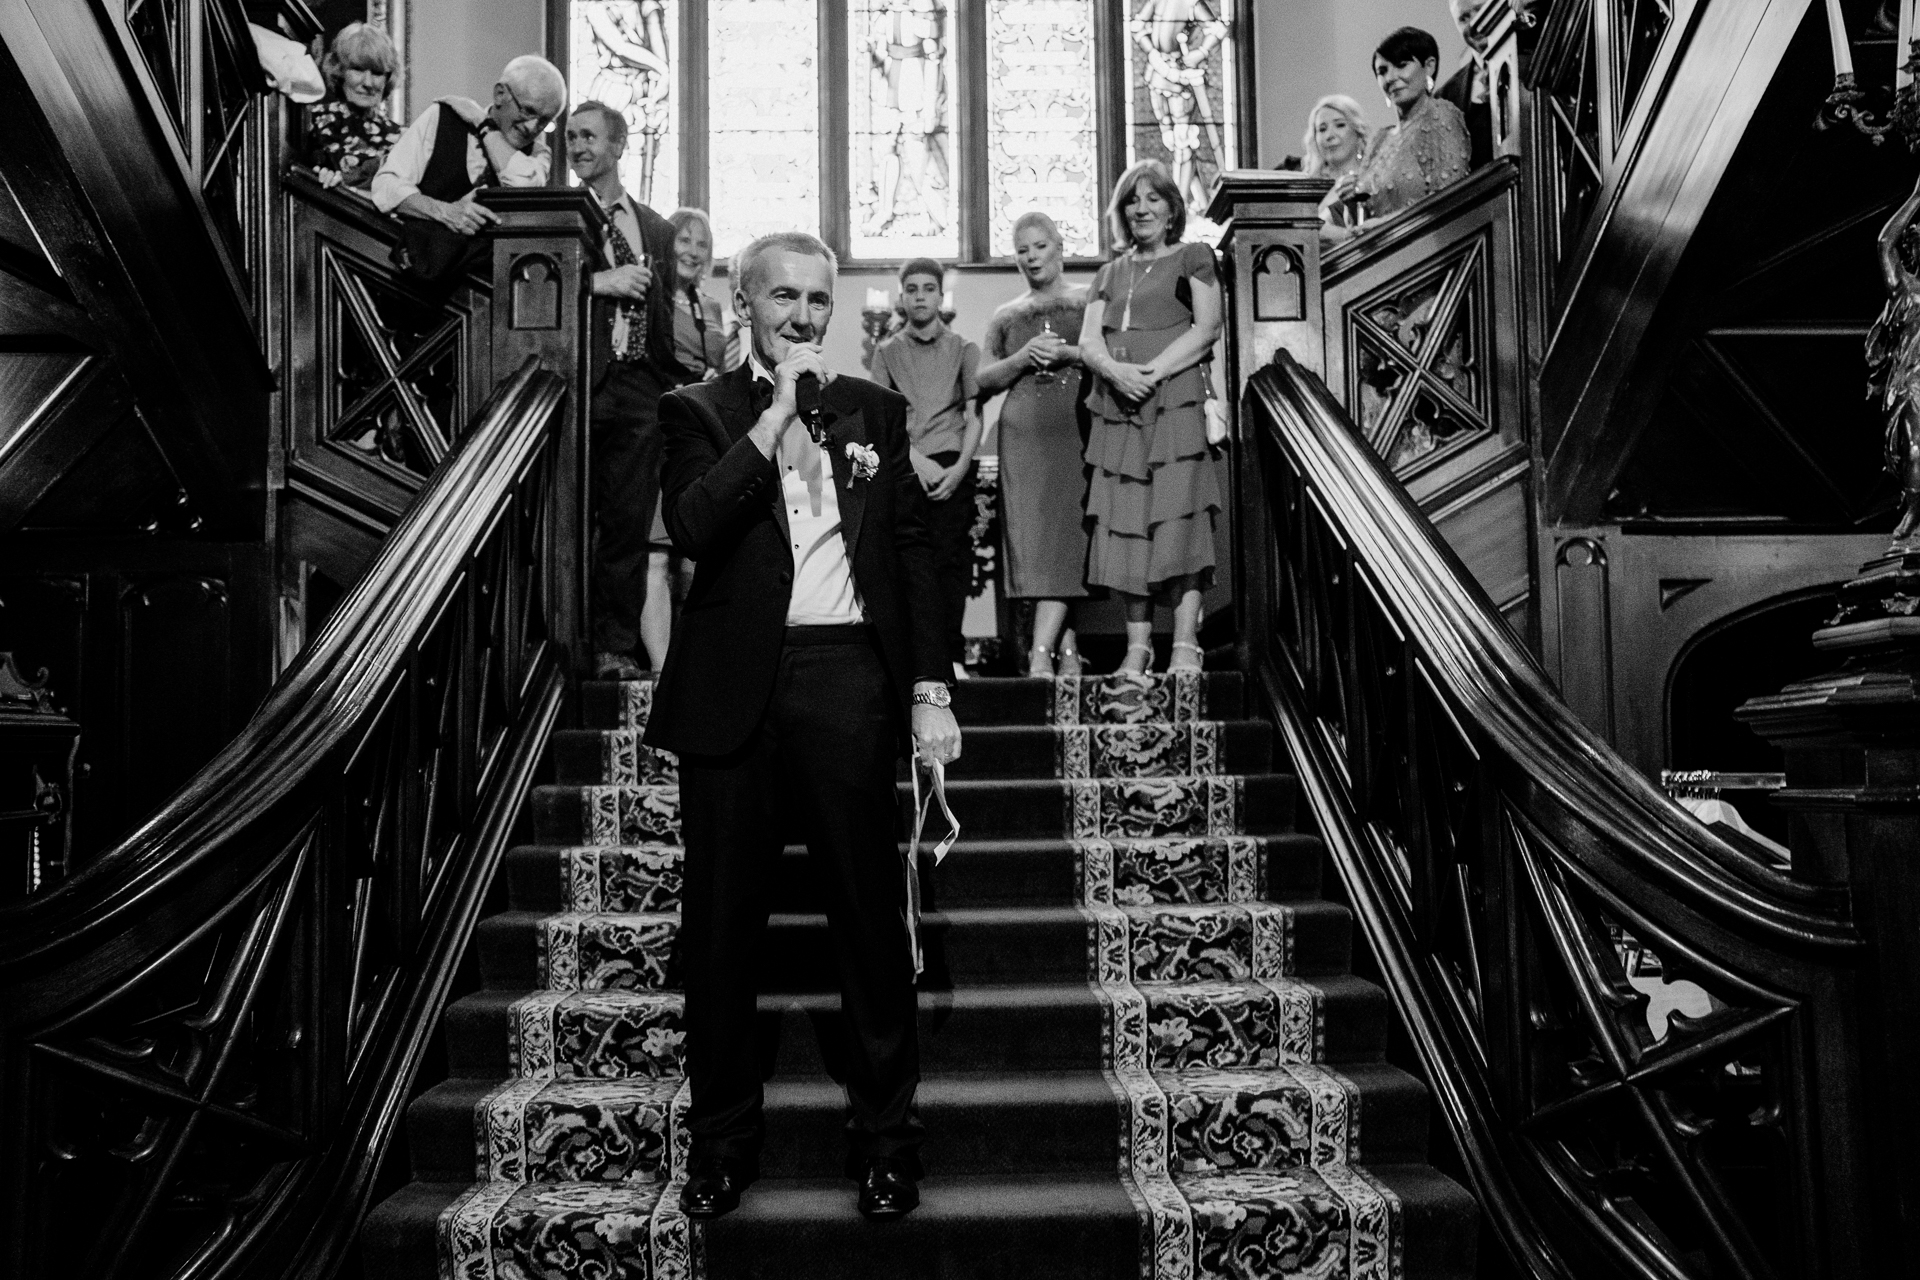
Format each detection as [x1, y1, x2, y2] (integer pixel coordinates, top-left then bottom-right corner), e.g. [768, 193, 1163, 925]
[0, 359, 571, 1279]
[1244, 352, 1863, 1280]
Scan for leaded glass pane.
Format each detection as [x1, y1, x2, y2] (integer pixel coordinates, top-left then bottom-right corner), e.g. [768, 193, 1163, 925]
[986, 0, 1099, 259]
[1122, 0, 1238, 236]
[571, 0, 680, 212]
[710, 0, 820, 259]
[848, 0, 959, 261]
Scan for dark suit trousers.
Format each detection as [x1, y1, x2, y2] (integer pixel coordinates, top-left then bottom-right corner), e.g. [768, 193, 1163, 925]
[923, 450, 976, 670]
[591, 360, 671, 654]
[677, 632, 923, 1175]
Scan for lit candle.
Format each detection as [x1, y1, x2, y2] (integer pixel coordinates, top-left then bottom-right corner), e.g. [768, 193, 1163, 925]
[1827, 0, 1854, 77]
[866, 288, 889, 309]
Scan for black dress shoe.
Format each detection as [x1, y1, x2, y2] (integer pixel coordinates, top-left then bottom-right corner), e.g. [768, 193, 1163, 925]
[856, 1158, 920, 1220]
[679, 1166, 750, 1219]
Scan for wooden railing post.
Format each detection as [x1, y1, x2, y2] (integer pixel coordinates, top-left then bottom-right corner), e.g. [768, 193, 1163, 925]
[1740, 557, 1920, 1273]
[1207, 173, 1330, 678]
[479, 190, 608, 679]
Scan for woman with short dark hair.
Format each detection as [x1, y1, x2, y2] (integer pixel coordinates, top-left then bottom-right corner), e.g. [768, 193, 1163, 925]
[306, 22, 403, 190]
[1078, 160, 1225, 675]
[1330, 25, 1471, 225]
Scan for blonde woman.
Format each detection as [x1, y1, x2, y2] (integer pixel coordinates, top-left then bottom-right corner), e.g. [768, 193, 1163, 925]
[306, 23, 402, 189]
[1303, 95, 1371, 236]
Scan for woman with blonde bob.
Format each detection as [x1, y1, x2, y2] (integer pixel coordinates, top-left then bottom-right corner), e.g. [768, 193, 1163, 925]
[1301, 94, 1371, 178]
[1078, 160, 1225, 675]
[306, 22, 403, 190]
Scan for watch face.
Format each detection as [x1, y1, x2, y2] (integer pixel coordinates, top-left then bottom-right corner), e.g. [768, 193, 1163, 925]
[918, 686, 952, 708]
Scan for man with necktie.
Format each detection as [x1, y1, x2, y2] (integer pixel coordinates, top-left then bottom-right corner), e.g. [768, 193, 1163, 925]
[567, 100, 684, 680]
[642, 231, 961, 1222]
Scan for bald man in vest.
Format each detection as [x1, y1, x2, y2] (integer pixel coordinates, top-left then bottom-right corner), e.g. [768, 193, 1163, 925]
[371, 54, 566, 236]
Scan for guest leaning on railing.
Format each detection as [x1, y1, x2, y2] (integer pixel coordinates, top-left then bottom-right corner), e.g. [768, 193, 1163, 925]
[1302, 94, 1372, 236]
[1328, 27, 1471, 236]
[1079, 160, 1226, 676]
[305, 22, 403, 191]
[978, 212, 1091, 677]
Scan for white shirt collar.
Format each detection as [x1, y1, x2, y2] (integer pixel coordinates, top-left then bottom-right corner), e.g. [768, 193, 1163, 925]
[747, 345, 774, 385]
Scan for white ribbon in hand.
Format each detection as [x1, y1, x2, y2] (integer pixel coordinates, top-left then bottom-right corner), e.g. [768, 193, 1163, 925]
[904, 754, 961, 977]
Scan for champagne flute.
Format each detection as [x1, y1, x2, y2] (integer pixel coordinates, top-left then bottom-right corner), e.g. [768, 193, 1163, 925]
[1035, 314, 1057, 384]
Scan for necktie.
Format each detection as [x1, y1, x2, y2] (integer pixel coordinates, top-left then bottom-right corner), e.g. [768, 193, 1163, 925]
[606, 215, 648, 363]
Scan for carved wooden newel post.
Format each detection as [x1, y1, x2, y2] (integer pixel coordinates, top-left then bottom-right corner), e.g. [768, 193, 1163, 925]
[481, 189, 607, 677]
[1738, 562, 1920, 1270]
[1207, 173, 1330, 675]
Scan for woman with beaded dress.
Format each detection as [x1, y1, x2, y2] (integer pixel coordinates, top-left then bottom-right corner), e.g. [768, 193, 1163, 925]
[1079, 160, 1225, 675]
[1329, 26, 1470, 227]
[979, 211, 1091, 676]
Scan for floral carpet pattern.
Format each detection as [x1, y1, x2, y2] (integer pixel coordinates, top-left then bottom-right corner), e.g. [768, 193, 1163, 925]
[431, 670, 1407, 1280]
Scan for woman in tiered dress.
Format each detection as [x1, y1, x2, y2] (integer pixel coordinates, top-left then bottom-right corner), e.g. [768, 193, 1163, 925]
[979, 212, 1091, 676]
[1079, 160, 1224, 675]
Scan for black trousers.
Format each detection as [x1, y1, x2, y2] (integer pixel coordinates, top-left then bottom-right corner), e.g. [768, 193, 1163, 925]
[676, 630, 923, 1175]
[590, 361, 671, 655]
[923, 449, 976, 670]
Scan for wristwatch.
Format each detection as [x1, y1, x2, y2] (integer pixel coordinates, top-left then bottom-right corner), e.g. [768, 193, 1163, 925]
[911, 685, 952, 709]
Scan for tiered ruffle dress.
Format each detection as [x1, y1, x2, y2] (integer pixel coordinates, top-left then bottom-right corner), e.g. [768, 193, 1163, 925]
[1083, 240, 1220, 598]
[984, 293, 1091, 599]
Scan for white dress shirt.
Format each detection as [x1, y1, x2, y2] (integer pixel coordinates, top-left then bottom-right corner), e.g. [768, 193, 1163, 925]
[370, 100, 550, 214]
[749, 353, 865, 626]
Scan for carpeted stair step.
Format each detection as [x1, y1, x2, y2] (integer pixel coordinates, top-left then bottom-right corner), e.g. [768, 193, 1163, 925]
[577, 672, 1249, 732]
[502, 833, 1326, 914]
[547, 720, 1277, 785]
[473, 898, 1355, 992]
[441, 975, 1396, 1080]
[361, 1161, 1478, 1280]
[402, 1060, 1436, 1186]
[528, 774, 1300, 846]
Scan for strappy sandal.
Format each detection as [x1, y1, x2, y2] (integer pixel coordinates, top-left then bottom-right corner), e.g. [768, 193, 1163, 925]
[1055, 643, 1084, 678]
[1119, 641, 1155, 676]
[1028, 645, 1055, 678]
[1169, 640, 1206, 673]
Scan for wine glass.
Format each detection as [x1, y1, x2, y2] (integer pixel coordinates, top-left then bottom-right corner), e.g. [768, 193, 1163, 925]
[1035, 314, 1057, 384]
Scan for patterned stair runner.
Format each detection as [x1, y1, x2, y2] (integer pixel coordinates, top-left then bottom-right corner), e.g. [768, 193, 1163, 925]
[368, 670, 1473, 1280]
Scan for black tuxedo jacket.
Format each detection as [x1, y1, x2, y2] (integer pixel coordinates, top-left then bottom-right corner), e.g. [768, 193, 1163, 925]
[641, 364, 949, 758]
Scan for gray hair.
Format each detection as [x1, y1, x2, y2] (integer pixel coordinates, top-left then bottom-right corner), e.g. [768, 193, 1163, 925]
[1012, 210, 1062, 244]
[732, 231, 839, 298]
[1300, 95, 1371, 177]
[500, 54, 567, 117]
[323, 22, 398, 96]
[571, 99, 627, 148]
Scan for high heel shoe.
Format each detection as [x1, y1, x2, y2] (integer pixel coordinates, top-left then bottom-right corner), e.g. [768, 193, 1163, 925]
[1055, 643, 1084, 678]
[1169, 640, 1205, 673]
[1119, 641, 1155, 676]
[1028, 645, 1055, 678]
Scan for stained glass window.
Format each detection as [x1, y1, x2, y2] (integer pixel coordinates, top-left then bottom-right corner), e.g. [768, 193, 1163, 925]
[571, 0, 680, 212]
[985, 0, 1099, 258]
[1122, 0, 1238, 237]
[847, 0, 959, 262]
[709, 0, 820, 259]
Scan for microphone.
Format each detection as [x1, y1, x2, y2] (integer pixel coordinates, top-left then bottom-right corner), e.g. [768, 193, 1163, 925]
[795, 371, 826, 444]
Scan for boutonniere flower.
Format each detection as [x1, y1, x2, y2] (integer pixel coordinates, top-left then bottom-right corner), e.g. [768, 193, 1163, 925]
[846, 441, 880, 482]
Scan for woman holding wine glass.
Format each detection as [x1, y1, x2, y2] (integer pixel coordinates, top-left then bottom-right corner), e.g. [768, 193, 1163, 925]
[978, 211, 1091, 676]
[1079, 160, 1224, 675]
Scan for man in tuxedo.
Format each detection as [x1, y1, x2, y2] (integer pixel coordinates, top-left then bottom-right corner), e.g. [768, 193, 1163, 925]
[643, 231, 961, 1221]
[566, 100, 684, 680]
[1437, 0, 1494, 170]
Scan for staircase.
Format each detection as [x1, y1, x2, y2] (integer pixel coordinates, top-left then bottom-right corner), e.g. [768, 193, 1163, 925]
[363, 666, 1476, 1278]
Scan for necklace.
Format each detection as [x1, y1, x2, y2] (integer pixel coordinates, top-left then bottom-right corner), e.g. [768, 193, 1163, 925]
[1121, 246, 1166, 331]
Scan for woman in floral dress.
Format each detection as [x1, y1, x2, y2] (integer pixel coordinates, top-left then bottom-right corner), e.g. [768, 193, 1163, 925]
[305, 22, 403, 191]
[1329, 26, 1470, 226]
[979, 211, 1091, 676]
[1079, 160, 1224, 675]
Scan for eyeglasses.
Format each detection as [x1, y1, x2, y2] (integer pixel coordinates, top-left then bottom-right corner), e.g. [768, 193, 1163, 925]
[502, 82, 555, 133]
